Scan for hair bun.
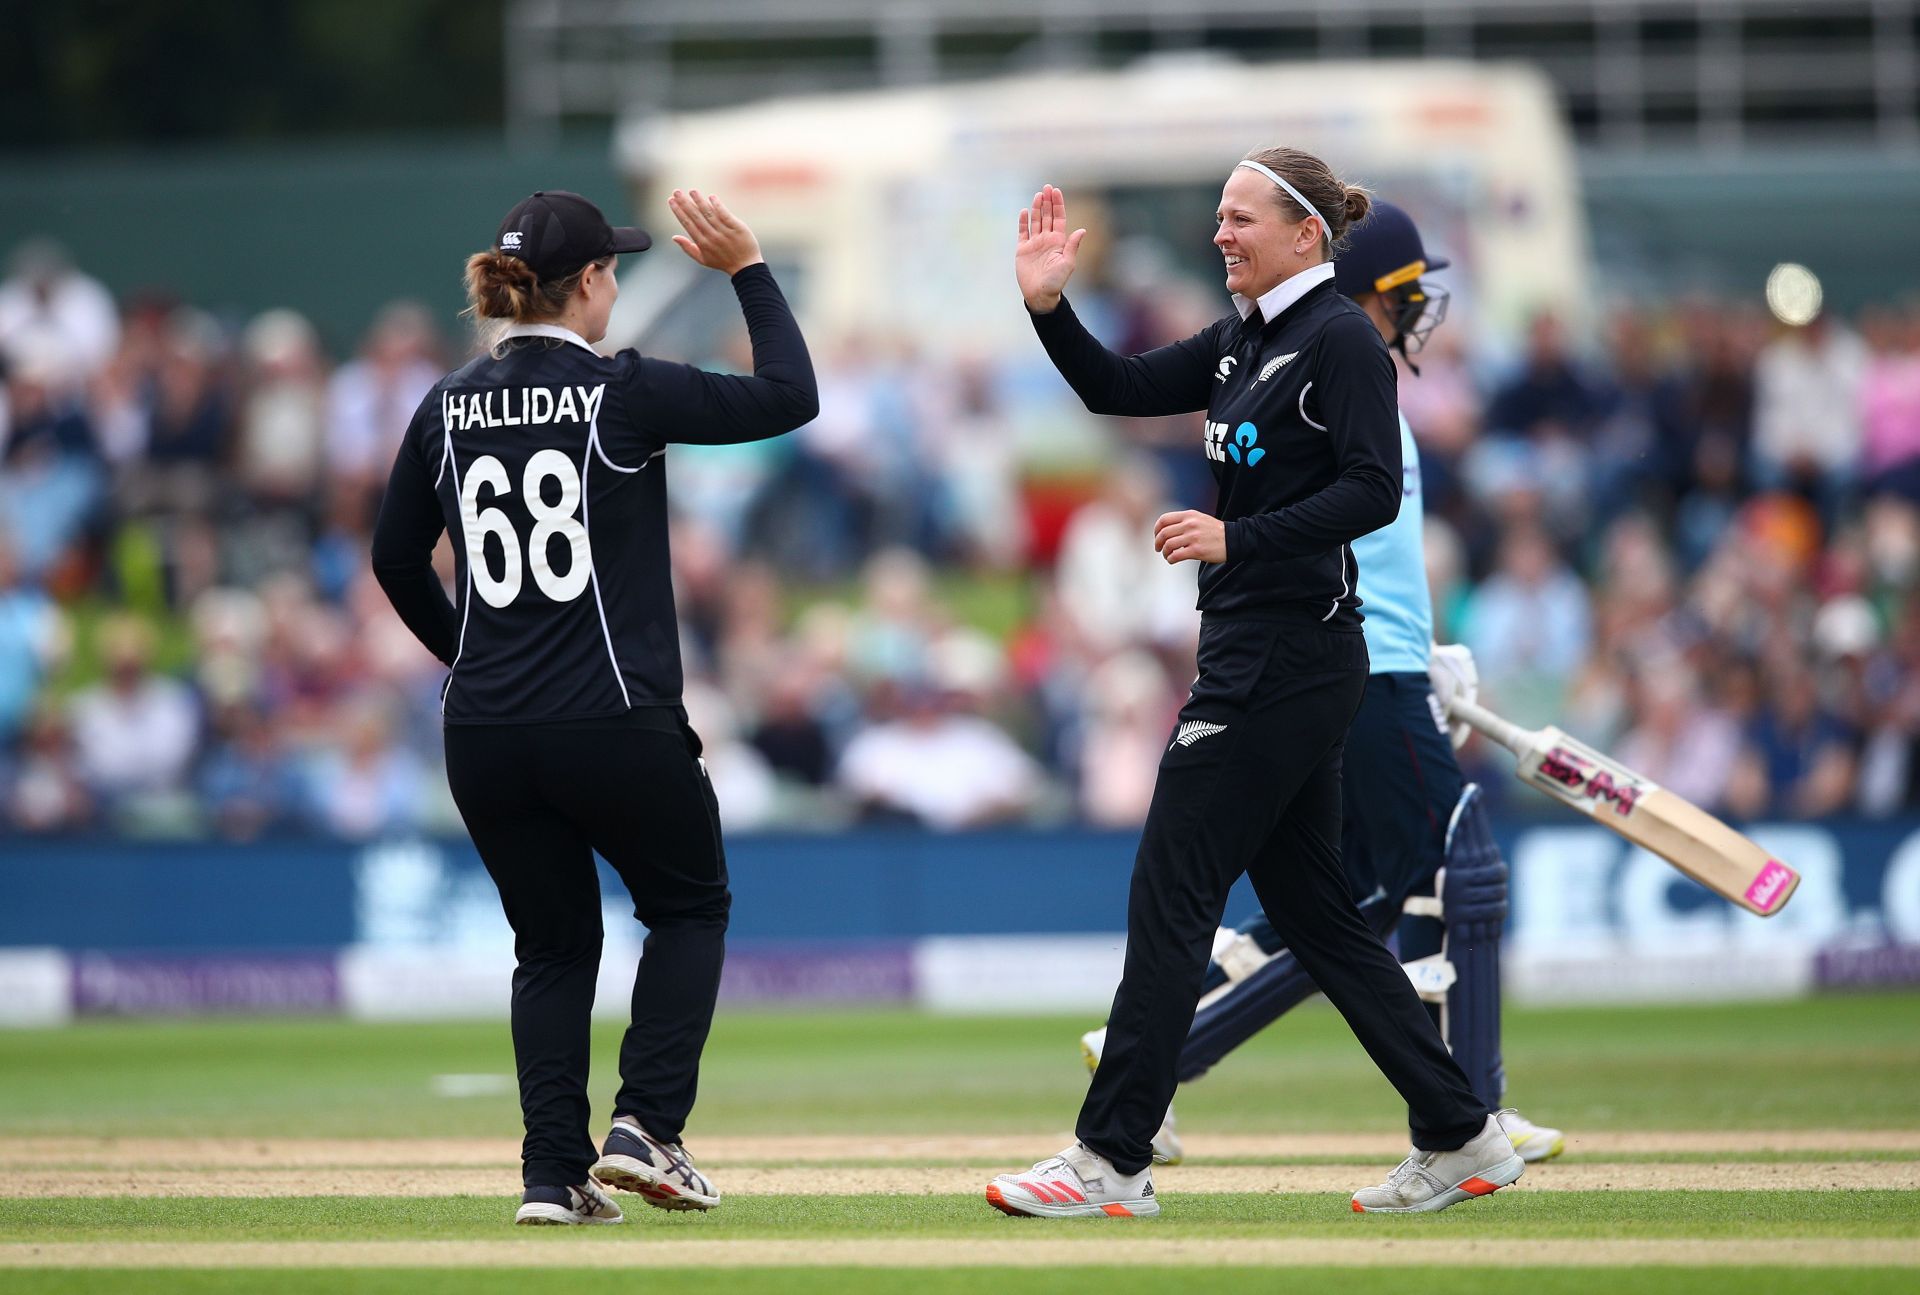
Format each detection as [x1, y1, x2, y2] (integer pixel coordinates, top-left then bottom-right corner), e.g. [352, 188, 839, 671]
[1341, 186, 1373, 228]
[464, 250, 541, 321]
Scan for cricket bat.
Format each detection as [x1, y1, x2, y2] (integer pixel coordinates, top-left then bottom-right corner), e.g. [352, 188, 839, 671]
[1447, 697, 1799, 917]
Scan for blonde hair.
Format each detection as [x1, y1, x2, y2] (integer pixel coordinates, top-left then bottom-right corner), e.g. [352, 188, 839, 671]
[1240, 146, 1372, 255]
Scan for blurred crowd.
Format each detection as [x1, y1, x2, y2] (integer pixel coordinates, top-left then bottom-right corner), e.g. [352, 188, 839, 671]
[2, 233, 1919, 840]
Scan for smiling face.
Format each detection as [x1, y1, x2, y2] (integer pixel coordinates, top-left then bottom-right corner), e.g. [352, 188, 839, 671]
[1214, 167, 1323, 300]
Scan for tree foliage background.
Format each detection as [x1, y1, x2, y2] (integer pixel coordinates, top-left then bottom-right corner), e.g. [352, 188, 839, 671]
[3, 1, 506, 149]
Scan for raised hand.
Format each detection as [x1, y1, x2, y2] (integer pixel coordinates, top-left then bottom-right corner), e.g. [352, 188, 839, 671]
[667, 189, 765, 275]
[1015, 184, 1087, 314]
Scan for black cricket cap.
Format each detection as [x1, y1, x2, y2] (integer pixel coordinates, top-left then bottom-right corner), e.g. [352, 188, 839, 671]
[494, 190, 651, 279]
[1334, 201, 1449, 299]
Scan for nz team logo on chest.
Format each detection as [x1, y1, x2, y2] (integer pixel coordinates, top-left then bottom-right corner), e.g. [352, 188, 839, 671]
[1204, 420, 1264, 466]
[1254, 351, 1299, 383]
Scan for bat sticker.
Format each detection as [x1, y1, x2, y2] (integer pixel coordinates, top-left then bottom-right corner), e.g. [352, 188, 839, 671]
[1536, 747, 1644, 816]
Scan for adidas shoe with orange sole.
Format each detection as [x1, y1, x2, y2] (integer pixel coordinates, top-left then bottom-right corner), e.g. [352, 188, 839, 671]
[985, 1142, 1160, 1218]
[1349, 1112, 1524, 1214]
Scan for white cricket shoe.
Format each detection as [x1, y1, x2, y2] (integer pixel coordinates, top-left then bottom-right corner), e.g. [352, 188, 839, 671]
[986, 1142, 1160, 1218]
[1078, 1026, 1185, 1165]
[1350, 1112, 1524, 1214]
[1498, 1109, 1566, 1163]
[513, 1181, 625, 1226]
[591, 1119, 721, 1211]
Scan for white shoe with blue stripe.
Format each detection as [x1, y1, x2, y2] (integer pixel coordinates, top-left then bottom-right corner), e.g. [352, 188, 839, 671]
[513, 1181, 625, 1226]
[591, 1120, 721, 1211]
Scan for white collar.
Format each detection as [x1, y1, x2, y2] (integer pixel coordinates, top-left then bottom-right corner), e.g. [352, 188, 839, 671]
[499, 322, 598, 354]
[1232, 261, 1336, 324]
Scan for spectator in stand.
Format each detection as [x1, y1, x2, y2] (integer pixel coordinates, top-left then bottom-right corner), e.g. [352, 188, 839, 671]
[1460, 523, 1592, 724]
[1484, 313, 1606, 442]
[1591, 310, 1687, 521]
[4, 707, 92, 832]
[1394, 327, 1478, 517]
[1666, 300, 1760, 498]
[1673, 423, 1746, 572]
[5, 221, 1920, 843]
[837, 646, 1042, 830]
[1858, 594, 1920, 815]
[671, 326, 790, 549]
[0, 239, 120, 385]
[0, 343, 106, 579]
[1860, 305, 1920, 503]
[198, 700, 301, 840]
[1053, 455, 1200, 657]
[1614, 664, 1742, 814]
[1725, 650, 1858, 820]
[1075, 649, 1178, 828]
[255, 576, 356, 749]
[0, 535, 64, 744]
[1422, 515, 1470, 642]
[186, 586, 267, 711]
[924, 354, 1028, 568]
[750, 669, 834, 787]
[764, 334, 885, 576]
[683, 679, 779, 831]
[66, 615, 199, 818]
[234, 309, 328, 510]
[303, 692, 423, 840]
[1565, 515, 1684, 740]
[325, 300, 441, 500]
[1751, 310, 1868, 516]
[144, 309, 232, 466]
[846, 548, 939, 686]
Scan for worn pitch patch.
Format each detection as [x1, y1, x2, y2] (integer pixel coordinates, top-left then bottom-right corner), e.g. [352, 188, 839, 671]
[5, 1161, 1919, 1198]
[8, 1131, 1920, 1171]
[2, 1237, 1917, 1269]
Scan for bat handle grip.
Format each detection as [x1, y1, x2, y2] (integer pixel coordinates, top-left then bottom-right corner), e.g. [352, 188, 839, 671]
[1446, 696, 1531, 755]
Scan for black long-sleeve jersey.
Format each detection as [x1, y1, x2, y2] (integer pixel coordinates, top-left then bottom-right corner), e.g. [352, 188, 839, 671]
[1031, 273, 1402, 628]
[370, 263, 817, 723]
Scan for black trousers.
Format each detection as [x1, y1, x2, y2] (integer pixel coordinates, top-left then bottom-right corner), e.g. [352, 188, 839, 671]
[443, 711, 730, 1189]
[1076, 619, 1489, 1174]
[1341, 673, 1466, 913]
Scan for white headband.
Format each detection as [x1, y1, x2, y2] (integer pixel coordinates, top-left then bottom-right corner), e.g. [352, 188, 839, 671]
[1235, 160, 1332, 248]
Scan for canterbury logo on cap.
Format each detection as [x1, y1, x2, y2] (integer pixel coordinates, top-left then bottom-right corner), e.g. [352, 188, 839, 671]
[501, 231, 523, 249]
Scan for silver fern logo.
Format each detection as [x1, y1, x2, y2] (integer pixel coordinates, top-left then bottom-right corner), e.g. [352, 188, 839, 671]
[1254, 352, 1299, 383]
[1171, 720, 1228, 749]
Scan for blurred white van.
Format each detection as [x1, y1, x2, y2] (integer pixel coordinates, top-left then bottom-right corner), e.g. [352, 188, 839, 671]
[607, 55, 1589, 363]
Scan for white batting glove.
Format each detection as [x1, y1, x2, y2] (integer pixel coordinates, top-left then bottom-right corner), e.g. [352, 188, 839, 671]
[1428, 643, 1479, 750]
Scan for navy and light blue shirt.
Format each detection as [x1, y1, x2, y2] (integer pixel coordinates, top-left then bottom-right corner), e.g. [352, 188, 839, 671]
[1351, 414, 1433, 674]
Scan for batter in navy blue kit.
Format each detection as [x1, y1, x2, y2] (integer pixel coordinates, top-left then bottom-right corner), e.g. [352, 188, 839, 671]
[371, 188, 816, 1225]
[988, 156, 1515, 1221]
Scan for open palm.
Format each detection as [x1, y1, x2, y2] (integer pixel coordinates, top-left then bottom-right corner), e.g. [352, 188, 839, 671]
[1015, 184, 1087, 312]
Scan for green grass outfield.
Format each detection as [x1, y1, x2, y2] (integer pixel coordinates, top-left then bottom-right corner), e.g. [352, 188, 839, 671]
[5, 993, 1919, 1137]
[4, 994, 1919, 1291]
[6, 1272, 1919, 1295]
[5, 1191, 1918, 1241]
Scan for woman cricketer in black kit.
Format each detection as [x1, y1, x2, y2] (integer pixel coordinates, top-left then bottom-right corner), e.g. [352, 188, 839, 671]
[370, 188, 816, 1226]
[985, 152, 1522, 1218]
